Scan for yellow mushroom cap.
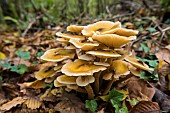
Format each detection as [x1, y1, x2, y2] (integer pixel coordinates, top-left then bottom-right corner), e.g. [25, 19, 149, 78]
[40, 48, 75, 62]
[128, 64, 141, 76]
[125, 57, 152, 71]
[54, 79, 66, 87]
[78, 54, 94, 61]
[56, 32, 85, 41]
[102, 28, 139, 36]
[111, 60, 130, 78]
[86, 50, 121, 58]
[92, 34, 135, 48]
[67, 25, 84, 33]
[56, 38, 69, 43]
[35, 66, 56, 80]
[82, 21, 118, 37]
[56, 75, 77, 84]
[61, 59, 107, 76]
[103, 72, 113, 80]
[69, 39, 99, 51]
[76, 76, 95, 86]
[93, 62, 110, 67]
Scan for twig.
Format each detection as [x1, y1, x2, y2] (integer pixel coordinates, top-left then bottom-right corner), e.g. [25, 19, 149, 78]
[22, 15, 44, 37]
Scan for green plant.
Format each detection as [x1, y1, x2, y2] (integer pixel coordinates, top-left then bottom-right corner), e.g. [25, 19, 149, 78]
[85, 100, 98, 113]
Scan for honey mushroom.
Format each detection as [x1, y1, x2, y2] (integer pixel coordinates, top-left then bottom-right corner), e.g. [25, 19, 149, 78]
[35, 20, 153, 100]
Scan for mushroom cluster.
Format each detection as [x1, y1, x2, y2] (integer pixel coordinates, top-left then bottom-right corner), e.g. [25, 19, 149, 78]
[35, 21, 152, 99]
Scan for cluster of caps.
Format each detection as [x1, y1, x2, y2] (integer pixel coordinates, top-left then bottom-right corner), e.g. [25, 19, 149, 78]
[35, 21, 152, 96]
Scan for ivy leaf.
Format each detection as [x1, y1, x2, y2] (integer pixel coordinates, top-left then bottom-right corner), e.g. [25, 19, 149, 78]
[85, 100, 97, 113]
[10, 64, 29, 74]
[146, 27, 157, 33]
[138, 43, 150, 53]
[0, 62, 11, 69]
[15, 50, 31, 60]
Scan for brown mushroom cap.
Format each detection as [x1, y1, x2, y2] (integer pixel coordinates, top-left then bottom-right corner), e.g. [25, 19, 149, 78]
[111, 60, 130, 78]
[82, 21, 119, 37]
[56, 75, 77, 84]
[56, 32, 85, 41]
[67, 25, 84, 33]
[69, 39, 99, 50]
[102, 28, 139, 36]
[54, 79, 66, 87]
[35, 66, 56, 80]
[76, 76, 95, 86]
[129, 64, 141, 76]
[103, 72, 113, 80]
[86, 50, 121, 58]
[125, 57, 152, 71]
[92, 34, 135, 48]
[40, 48, 75, 62]
[61, 59, 107, 76]
[78, 54, 94, 61]
[56, 38, 69, 43]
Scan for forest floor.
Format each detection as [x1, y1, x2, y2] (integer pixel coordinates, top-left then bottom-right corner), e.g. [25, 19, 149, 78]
[0, 2, 170, 113]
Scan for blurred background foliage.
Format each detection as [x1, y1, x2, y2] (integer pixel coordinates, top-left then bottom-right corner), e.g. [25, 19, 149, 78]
[0, 0, 169, 31]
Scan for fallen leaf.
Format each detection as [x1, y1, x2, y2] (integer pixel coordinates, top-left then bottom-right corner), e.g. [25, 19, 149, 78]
[0, 52, 6, 59]
[130, 101, 160, 113]
[0, 97, 26, 111]
[55, 93, 86, 113]
[153, 88, 170, 112]
[24, 97, 42, 110]
[127, 77, 155, 101]
[155, 48, 170, 63]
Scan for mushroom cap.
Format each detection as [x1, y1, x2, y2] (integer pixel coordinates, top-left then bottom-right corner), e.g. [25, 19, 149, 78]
[125, 57, 152, 71]
[66, 84, 78, 90]
[35, 66, 56, 80]
[56, 32, 85, 41]
[82, 21, 119, 36]
[78, 54, 94, 61]
[56, 38, 69, 43]
[69, 39, 99, 50]
[129, 64, 141, 76]
[54, 79, 66, 87]
[86, 50, 121, 58]
[103, 72, 113, 80]
[93, 62, 110, 67]
[40, 48, 75, 62]
[67, 25, 84, 33]
[56, 75, 77, 84]
[61, 59, 107, 76]
[111, 60, 130, 78]
[92, 34, 135, 48]
[76, 76, 95, 86]
[102, 28, 139, 36]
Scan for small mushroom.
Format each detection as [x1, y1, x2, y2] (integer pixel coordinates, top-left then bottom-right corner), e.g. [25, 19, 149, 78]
[111, 60, 130, 78]
[56, 75, 77, 84]
[125, 57, 152, 71]
[35, 66, 56, 80]
[92, 34, 136, 48]
[102, 28, 139, 36]
[67, 25, 84, 33]
[76, 76, 95, 86]
[86, 50, 121, 58]
[78, 54, 94, 61]
[40, 48, 75, 62]
[129, 64, 141, 76]
[69, 38, 99, 50]
[56, 32, 85, 41]
[103, 72, 113, 80]
[82, 21, 117, 36]
[61, 59, 107, 76]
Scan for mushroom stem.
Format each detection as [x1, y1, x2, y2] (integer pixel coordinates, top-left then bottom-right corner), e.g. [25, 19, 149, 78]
[85, 84, 95, 99]
[102, 77, 116, 95]
[74, 87, 87, 93]
[94, 71, 101, 95]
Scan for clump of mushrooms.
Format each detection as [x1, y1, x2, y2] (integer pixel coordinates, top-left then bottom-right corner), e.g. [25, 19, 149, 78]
[35, 21, 152, 99]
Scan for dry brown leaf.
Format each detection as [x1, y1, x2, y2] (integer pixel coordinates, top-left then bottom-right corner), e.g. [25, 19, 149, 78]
[155, 48, 170, 63]
[130, 101, 160, 113]
[55, 93, 86, 113]
[0, 97, 26, 111]
[24, 97, 42, 110]
[127, 77, 155, 101]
